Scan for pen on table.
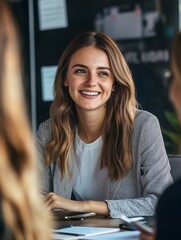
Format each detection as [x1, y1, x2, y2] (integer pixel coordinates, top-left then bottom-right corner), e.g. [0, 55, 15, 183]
[56, 231, 85, 236]
[65, 215, 84, 220]
[64, 212, 96, 220]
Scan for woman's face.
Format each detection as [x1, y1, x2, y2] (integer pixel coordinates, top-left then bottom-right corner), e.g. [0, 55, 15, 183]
[65, 46, 114, 113]
[169, 65, 181, 122]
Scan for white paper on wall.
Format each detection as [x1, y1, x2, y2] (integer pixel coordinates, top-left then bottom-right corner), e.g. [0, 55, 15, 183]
[41, 66, 57, 101]
[38, 0, 68, 31]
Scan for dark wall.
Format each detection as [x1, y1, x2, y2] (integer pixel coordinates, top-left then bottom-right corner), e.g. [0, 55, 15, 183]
[11, 0, 180, 153]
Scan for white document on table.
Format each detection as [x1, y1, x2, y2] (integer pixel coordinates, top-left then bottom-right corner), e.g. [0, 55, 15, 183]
[52, 230, 140, 240]
[81, 230, 140, 239]
[52, 226, 120, 240]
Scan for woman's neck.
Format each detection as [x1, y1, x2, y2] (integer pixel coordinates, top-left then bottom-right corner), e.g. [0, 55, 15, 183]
[76, 109, 106, 143]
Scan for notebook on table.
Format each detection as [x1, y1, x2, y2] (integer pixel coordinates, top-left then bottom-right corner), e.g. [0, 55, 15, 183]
[52, 226, 120, 240]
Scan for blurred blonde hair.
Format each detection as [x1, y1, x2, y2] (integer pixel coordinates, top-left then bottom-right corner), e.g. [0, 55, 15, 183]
[0, 1, 52, 239]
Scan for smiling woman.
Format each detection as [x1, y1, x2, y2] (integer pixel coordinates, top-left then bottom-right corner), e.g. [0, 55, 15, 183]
[36, 31, 173, 218]
[64, 46, 114, 114]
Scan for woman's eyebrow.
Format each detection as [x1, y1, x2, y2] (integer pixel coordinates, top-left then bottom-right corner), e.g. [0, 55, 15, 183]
[97, 66, 112, 72]
[72, 64, 88, 69]
[72, 64, 111, 72]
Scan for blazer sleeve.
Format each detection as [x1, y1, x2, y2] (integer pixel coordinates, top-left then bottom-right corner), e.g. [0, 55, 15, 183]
[105, 111, 173, 218]
[36, 120, 54, 192]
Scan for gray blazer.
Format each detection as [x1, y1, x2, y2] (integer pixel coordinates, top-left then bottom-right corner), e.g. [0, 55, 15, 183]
[36, 109, 173, 218]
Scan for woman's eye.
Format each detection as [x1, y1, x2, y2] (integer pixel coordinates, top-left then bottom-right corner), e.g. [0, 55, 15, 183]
[75, 69, 86, 74]
[99, 71, 109, 77]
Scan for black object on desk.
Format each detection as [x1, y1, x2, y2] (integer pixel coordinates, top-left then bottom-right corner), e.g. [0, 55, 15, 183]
[119, 214, 154, 235]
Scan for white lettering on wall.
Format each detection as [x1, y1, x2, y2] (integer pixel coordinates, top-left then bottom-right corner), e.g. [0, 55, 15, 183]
[124, 49, 169, 64]
[141, 50, 169, 63]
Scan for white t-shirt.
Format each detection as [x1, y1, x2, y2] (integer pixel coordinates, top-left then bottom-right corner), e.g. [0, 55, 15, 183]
[72, 132, 110, 201]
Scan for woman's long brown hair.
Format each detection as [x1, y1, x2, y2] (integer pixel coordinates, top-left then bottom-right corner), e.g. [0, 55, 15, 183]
[0, 1, 52, 239]
[171, 32, 181, 153]
[46, 31, 138, 180]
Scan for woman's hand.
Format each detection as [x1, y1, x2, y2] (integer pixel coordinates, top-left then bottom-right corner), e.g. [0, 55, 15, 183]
[43, 192, 110, 215]
[44, 192, 83, 211]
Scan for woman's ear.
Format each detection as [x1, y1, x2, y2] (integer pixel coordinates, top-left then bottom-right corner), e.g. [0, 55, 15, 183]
[112, 84, 115, 92]
[64, 79, 69, 86]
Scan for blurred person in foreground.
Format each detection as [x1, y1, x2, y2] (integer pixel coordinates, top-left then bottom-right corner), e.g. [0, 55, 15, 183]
[140, 31, 181, 240]
[0, 1, 52, 239]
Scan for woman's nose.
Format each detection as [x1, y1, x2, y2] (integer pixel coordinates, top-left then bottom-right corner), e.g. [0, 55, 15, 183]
[85, 73, 96, 87]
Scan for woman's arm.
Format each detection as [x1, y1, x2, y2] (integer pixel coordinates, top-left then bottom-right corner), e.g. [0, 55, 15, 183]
[106, 111, 173, 218]
[44, 192, 110, 215]
[36, 120, 53, 193]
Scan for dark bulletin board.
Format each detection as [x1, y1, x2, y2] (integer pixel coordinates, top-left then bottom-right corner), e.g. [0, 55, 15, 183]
[33, 0, 98, 128]
[33, 0, 179, 153]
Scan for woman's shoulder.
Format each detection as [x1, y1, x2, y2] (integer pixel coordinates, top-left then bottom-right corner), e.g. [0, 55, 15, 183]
[36, 118, 52, 145]
[134, 108, 159, 127]
[38, 118, 51, 131]
[135, 108, 158, 120]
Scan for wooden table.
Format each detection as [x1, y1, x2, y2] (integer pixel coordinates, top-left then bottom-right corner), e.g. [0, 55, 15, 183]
[51, 211, 155, 240]
[53, 213, 122, 229]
